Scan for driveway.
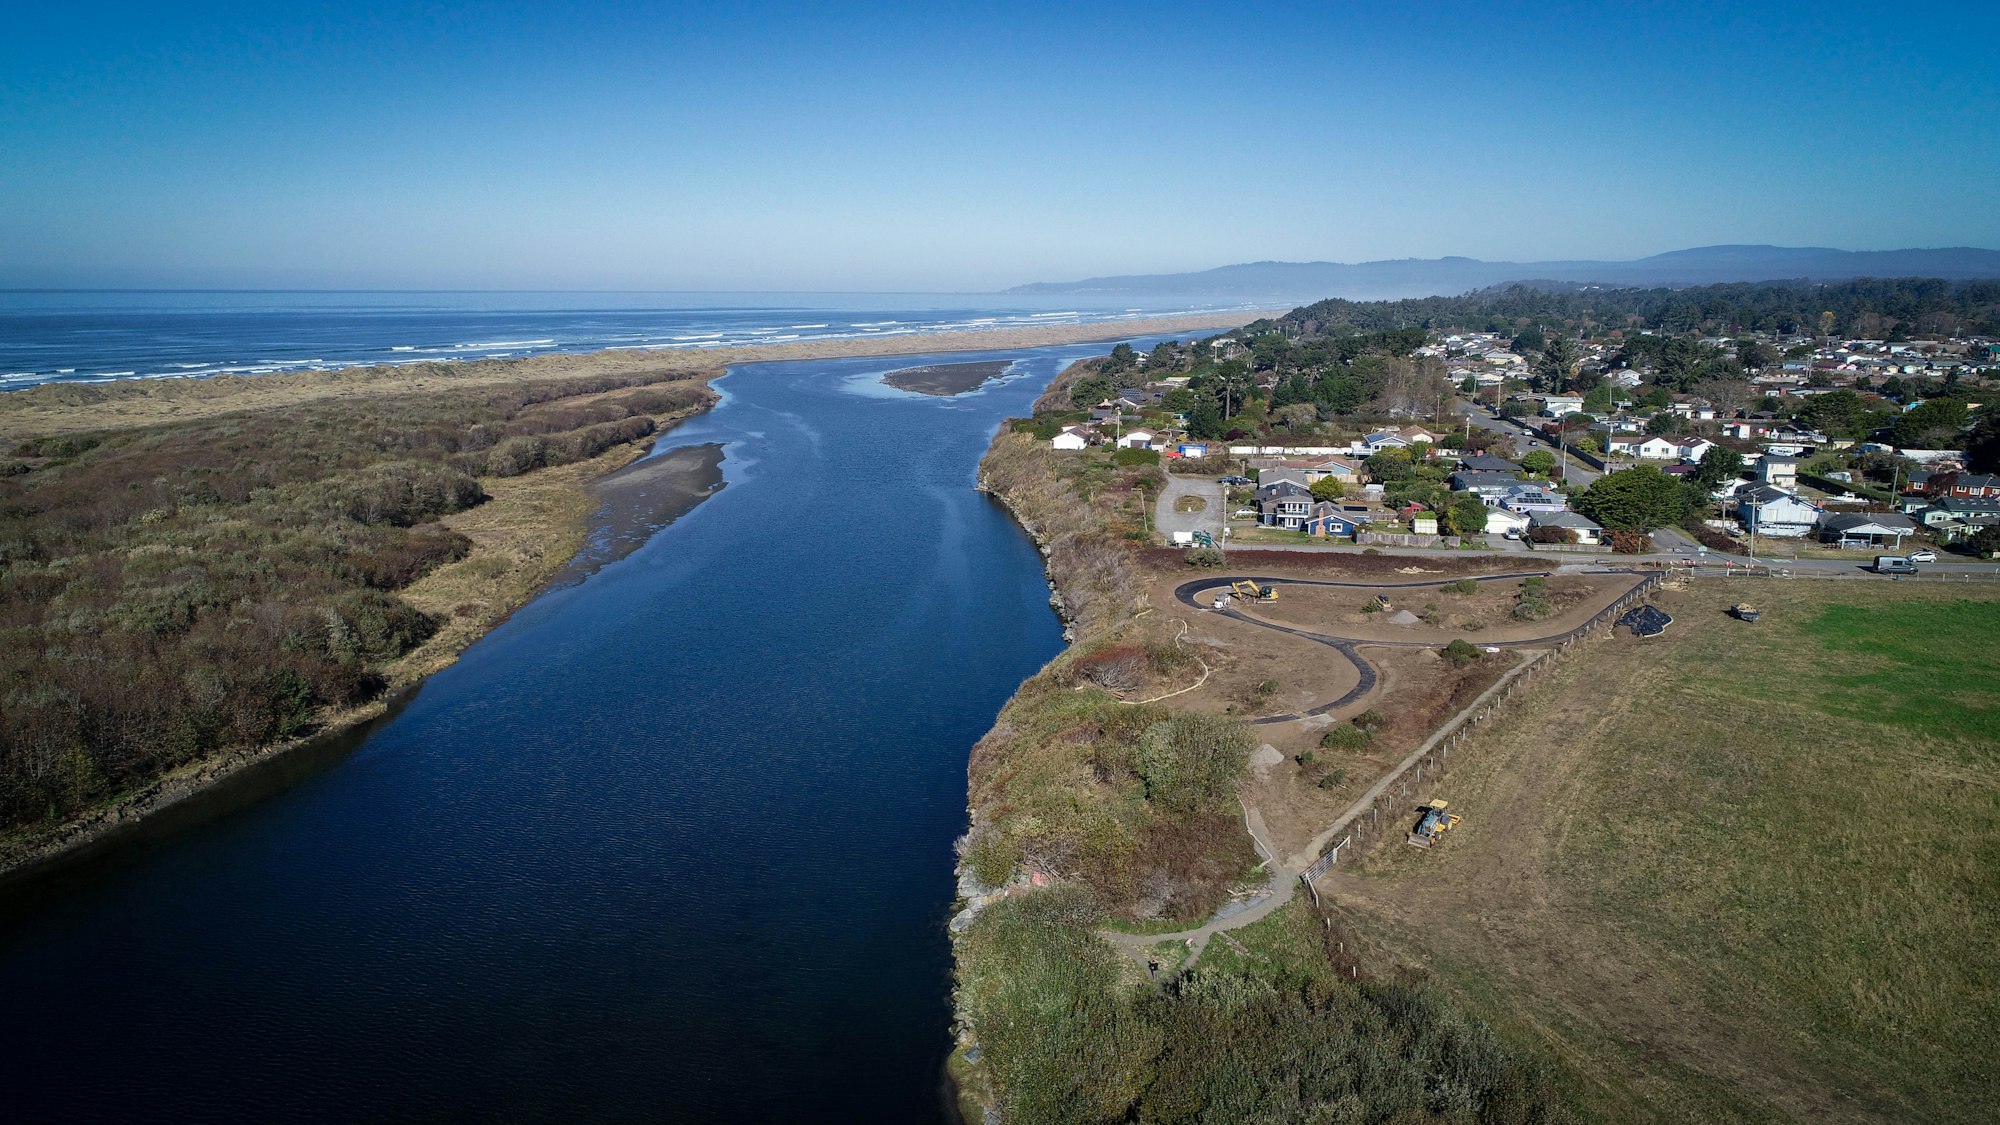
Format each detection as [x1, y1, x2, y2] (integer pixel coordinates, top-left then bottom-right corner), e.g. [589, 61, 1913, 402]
[1156, 473, 1225, 544]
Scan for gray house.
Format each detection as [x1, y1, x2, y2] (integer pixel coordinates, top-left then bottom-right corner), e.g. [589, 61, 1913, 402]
[1818, 511, 1918, 548]
[1257, 481, 1315, 529]
[1529, 511, 1602, 545]
[1449, 471, 1524, 500]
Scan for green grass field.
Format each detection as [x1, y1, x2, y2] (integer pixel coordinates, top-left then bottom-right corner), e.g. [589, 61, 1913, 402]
[1334, 581, 2000, 1123]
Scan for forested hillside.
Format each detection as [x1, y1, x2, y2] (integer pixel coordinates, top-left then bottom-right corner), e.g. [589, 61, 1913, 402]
[1257, 278, 2000, 339]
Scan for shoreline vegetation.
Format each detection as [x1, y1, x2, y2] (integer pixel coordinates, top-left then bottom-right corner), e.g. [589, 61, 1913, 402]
[951, 356, 1567, 1123]
[0, 312, 1259, 885]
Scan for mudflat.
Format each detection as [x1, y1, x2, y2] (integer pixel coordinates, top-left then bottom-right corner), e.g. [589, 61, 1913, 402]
[881, 359, 1013, 396]
[551, 442, 725, 585]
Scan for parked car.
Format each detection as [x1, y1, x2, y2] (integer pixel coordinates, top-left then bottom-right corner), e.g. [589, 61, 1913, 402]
[1217, 475, 1251, 485]
[1872, 555, 1918, 575]
[1907, 549, 1937, 563]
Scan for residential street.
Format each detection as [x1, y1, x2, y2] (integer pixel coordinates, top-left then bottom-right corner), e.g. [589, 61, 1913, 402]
[1452, 397, 1602, 486]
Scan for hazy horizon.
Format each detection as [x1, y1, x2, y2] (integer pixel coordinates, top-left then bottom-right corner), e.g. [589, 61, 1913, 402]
[5, 1, 1996, 291]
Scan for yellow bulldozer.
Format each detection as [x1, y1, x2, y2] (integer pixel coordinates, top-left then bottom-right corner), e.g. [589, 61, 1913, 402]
[1230, 580, 1278, 603]
[1406, 799, 1460, 849]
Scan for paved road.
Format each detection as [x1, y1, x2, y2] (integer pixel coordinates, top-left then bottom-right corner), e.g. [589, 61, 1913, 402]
[1156, 473, 1224, 544]
[1452, 397, 1601, 486]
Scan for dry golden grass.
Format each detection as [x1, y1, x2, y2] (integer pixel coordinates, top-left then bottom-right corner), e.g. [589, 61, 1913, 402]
[1329, 578, 2000, 1123]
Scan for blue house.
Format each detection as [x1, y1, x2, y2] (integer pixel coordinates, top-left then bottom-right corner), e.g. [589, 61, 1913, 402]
[1304, 502, 1361, 538]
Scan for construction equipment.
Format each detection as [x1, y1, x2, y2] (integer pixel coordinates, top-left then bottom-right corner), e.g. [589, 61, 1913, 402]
[1374, 594, 1393, 611]
[1407, 799, 1460, 849]
[1230, 580, 1277, 603]
[1729, 603, 1761, 623]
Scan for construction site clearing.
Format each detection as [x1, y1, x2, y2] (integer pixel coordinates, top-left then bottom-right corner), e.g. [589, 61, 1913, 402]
[1130, 549, 1657, 862]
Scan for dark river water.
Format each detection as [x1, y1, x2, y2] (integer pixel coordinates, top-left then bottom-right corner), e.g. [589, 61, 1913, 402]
[0, 341, 1160, 1122]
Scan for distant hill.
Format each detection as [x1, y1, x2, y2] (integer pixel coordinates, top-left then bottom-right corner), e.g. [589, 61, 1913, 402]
[1007, 245, 2000, 302]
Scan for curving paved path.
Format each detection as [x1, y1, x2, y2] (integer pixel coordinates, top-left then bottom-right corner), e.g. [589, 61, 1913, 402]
[1104, 567, 1655, 974]
[1171, 571, 1655, 723]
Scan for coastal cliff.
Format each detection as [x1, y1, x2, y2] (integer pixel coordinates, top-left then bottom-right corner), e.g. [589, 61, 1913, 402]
[948, 373, 1567, 1124]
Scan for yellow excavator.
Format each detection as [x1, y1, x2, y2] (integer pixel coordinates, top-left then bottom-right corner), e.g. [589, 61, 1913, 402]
[1230, 580, 1278, 603]
[1407, 799, 1460, 849]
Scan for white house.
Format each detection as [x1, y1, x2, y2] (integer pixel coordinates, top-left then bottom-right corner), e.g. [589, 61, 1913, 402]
[1542, 395, 1586, 416]
[1484, 508, 1532, 537]
[1530, 511, 1602, 544]
[1609, 436, 1681, 460]
[1675, 438, 1716, 462]
[1755, 455, 1799, 489]
[1116, 429, 1156, 449]
[1050, 425, 1093, 451]
[1737, 484, 1819, 537]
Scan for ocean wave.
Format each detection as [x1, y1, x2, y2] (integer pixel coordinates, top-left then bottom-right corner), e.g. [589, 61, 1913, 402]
[452, 338, 555, 349]
[390, 346, 416, 352]
[1029, 311, 1080, 318]
[789, 323, 829, 329]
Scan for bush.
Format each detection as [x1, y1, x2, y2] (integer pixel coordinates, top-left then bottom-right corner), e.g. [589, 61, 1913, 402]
[1442, 638, 1483, 665]
[1608, 529, 1653, 554]
[1320, 726, 1372, 752]
[1448, 578, 1480, 595]
[1528, 525, 1577, 544]
[1318, 769, 1347, 789]
[1184, 546, 1223, 568]
[1523, 575, 1548, 593]
[1514, 596, 1552, 621]
[1350, 709, 1385, 733]
[1254, 679, 1279, 698]
[1135, 713, 1254, 816]
[1112, 447, 1159, 466]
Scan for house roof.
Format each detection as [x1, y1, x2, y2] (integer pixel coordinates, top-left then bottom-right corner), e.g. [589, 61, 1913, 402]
[1450, 471, 1522, 491]
[1531, 511, 1602, 530]
[1820, 512, 1918, 534]
[1457, 454, 1522, 472]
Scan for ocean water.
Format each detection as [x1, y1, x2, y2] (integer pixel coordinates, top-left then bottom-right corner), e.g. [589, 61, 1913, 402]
[0, 337, 1185, 1122]
[0, 289, 1247, 388]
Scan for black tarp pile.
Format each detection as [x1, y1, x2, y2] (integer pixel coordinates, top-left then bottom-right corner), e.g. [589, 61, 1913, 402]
[1616, 604, 1673, 637]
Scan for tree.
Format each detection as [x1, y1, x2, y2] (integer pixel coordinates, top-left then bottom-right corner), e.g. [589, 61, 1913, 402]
[1691, 445, 1744, 488]
[1067, 375, 1112, 408]
[1459, 375, 1478, 395]
[1188, 393, 1225, 440]
[1891, 398, 1969, 448]
[1520, 449, 1556, 477]
[1691, 376, 1756, 419]
[1969, 523, 2000, 559]
[1512, 325, 1546, 355]
[1447, 494, 1491, 536]
[1274, 402, 1318, 431]
[1575, 466, 1699, 531]
[1363, 449, 1415, 482]
[1537, 335, 1581, 393]
[1309, 476, 1346, 502]
[1645, 412, 1687, 436]
[1736, 340, 1777, 371]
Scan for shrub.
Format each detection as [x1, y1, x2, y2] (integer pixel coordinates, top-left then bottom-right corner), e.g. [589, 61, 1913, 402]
[1523, 575, 1548, 593]
[1361, 599, 1381, 613]
[1608, 529, 1653, 554]
[1135, 713, 1253, 816]
[1350, 709, 1385, 733]
[1318, 769, 1347, 789]
[1528, 525, 1577, 544]
[1448, 578, 1479, 595]
[1112, 447, 1159, 466]
[1075, 645, 1148, 693]
[1253, 679, 1279, 698]
[1442, 638, 1483, 666]
[1514, 596, 1552, 621]
[1320, 726, 1372, 752]
[1184, 546, 1223, 568]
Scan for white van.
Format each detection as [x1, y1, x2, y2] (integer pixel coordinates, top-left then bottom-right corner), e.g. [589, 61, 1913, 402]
[1873, 555, 1918, 574]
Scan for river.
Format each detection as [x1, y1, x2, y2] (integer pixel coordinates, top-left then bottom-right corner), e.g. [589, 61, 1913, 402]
[0, 340, 1161, 1122]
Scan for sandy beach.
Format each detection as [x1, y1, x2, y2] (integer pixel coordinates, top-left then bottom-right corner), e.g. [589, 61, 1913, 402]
[0, 311, 1271, 439]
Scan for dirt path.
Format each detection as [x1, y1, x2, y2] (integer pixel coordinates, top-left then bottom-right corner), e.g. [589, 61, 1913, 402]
[1101, 569, 1650, 968]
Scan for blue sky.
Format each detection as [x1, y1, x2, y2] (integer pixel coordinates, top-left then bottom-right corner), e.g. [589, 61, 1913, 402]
[2, 1, 1995, 291]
